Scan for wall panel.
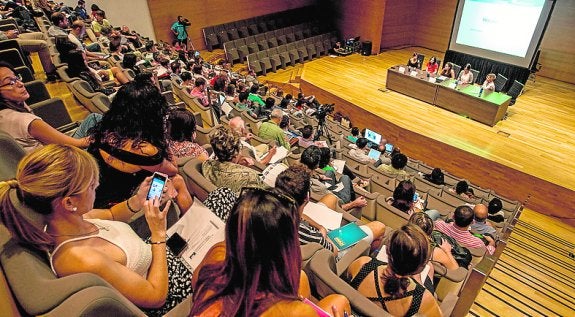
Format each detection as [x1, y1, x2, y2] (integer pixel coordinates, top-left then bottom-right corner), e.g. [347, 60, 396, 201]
[380, 0, 417, 49]
[333, 0, 386, 55]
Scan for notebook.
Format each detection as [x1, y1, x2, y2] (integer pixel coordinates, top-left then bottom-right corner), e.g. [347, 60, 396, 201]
[327, 222, 368, 251]
[368, 148, 381, 160]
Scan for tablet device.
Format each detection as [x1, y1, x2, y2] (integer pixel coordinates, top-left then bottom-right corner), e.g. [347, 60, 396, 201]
[368, 148, 381, 160]
[385, 143, 394, 153]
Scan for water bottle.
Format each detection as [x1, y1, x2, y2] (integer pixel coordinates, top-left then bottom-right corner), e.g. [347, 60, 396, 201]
[478, 87, 483, 97]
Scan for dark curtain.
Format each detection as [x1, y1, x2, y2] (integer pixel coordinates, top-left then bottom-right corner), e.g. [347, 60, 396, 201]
[444, 50, 530, 92]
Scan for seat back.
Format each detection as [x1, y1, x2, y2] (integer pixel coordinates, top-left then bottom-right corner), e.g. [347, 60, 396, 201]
[494, 73, 508, 92]
[470, 69, 480, 84]
[452, 64, 462, 78]
[181, 158, 217, 202]
[0, 130, 25, 181]
[375, 195, 409, 229]
[506, 80, 524, 99]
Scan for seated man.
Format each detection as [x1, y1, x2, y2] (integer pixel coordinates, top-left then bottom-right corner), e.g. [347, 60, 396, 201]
[0, 29, 57, 80]
[258, 108, 291, 150]
[275, 165, 385, 256]
[348, 137, 378, 164]
[202, 127, 263, 193]
[229, 116, 277, 165]
[470, 204, 498, 240]
[47, 12, 68, 37]
[377, 153, 410, 177]
[301, 146, 367, 211]
[435, 206, 495, 255]
[297, 124, 325, 148]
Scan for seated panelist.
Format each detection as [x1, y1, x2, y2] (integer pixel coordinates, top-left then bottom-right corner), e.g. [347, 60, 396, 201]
[482, 73, 496, 91]
[425, 57, 439, 74]
[440, 62, 456, 79]
[407, 52, 419, 68]
[457, 64, 474, 85]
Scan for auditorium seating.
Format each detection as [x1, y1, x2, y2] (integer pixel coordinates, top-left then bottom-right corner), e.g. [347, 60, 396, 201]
[507, 80, 524, 105]
[494, 73, 508, 92]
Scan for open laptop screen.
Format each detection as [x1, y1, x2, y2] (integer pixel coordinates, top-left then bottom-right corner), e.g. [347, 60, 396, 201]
[364, 128, 381, 145]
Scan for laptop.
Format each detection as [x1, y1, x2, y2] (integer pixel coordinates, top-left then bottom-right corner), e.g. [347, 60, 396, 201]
[364, 128, 382, 145]
[368, 148, 381, 160]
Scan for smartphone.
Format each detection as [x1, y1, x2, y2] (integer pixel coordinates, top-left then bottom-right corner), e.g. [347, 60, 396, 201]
[147, 172, 168, 201]
[167, 232, 187, 256]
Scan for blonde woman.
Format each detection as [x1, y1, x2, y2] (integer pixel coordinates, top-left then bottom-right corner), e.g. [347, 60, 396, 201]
[0, 145, 192, 316]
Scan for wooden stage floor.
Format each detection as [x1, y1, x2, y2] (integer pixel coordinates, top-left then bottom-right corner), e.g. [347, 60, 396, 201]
[263, 47, 575, 226]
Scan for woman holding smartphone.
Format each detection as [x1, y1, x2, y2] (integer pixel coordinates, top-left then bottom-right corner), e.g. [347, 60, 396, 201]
[0, 144, 192, 315]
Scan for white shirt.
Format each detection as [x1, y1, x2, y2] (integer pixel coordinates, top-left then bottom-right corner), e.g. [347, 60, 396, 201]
[0, 108, 43, 152]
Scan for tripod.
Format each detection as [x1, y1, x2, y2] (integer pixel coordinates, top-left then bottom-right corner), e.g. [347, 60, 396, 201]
[314, 117, 333, 146]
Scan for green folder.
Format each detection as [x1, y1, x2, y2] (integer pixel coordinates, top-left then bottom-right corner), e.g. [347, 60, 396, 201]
[327, 222, 368, 251]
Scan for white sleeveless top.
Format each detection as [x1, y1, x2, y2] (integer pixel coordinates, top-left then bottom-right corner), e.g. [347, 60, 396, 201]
[49, 219, 152, 277]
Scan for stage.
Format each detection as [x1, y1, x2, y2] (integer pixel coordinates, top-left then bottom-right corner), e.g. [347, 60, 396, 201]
[265, 47, 575, 226]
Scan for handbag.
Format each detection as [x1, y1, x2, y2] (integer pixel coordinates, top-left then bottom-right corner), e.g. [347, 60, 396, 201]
[430, 230, 472, 268]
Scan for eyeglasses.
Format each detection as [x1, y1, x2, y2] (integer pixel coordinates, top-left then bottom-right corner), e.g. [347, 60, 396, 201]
[0, 74, 23, 88]
[239, 186, 297, 209]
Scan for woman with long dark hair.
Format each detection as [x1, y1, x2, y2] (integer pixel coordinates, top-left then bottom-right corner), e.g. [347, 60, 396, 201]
[191, 187, 350, 316]
[88, 79, 192, 211]
[346, 224, 442, 316]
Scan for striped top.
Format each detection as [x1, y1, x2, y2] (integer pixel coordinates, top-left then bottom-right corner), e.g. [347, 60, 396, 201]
[434, 220, 494, 255]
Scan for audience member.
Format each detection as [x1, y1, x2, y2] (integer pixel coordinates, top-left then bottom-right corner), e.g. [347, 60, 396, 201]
[91, 10, 111, 37]
[409, 213, 459, 270]
[166, 108, 209, 161]
[47, 12, 68, 36]
[377, 153, 409, 177]
[487, 198, 505, 223]
[68, 20, 104, 58]
[88, 79, 192, 211]
[470, 203, 498, 239]
[348, 137, 377, 164]
[297, 124, 323, 148]
[301, 146, 367, 211]
[258, 108, 291, 150]
[202, 127, 263, 193]
[276, 165, 385, 257]
[189, 77, 209, 106]
[435, 206, 495, 255]
[0, 62, 92, 152]
[449, 180, 476, 200]
[347, 126, 360, 143]
[190, 186, 350, 316]
[346, 224, 442, 316]
[228, 116, 277, 165]
[0, 144, 192, 315]
[423, 167, 445, 185]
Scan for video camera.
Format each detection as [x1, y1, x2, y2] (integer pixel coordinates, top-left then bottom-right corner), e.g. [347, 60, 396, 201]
[313, 103, 335, 122]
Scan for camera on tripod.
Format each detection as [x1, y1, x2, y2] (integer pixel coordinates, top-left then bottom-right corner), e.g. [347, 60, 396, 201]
[314, 103, 335, 122]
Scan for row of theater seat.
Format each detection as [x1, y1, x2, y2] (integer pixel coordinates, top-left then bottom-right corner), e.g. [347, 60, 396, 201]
[203, 5, 326, 51]
[246, 33, 337, 75]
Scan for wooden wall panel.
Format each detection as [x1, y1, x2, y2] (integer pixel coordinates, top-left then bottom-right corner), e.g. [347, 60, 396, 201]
[333, 0, 386, 55]
[538, 0, 575, 84]
[146, 0, 315, 50]
[413, 0, 457, 52]
[380, 0, 417, 49]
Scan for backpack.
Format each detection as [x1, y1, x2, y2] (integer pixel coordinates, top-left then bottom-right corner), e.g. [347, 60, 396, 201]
[430, 230, 472, 268]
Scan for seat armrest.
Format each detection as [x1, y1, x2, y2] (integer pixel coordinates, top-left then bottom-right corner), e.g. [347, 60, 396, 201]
[335, 240, 370, 276]
[43, 286, 145, 317]
[439, 292, 459, 317]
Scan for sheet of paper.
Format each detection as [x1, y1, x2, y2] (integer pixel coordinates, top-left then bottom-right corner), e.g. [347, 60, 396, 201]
[259, 146, 289, 164]
[167, 199, 225, 272]
[261, 163, 288, 187]
[428, 77, 436, 83]
[398, 66, 405, 73]
[410, 71, 418, 77]
[303, 202, 343, 231]
[376, 245, 389, 262]
[331, 159, 345, 174]
[220, 102, 232, 116]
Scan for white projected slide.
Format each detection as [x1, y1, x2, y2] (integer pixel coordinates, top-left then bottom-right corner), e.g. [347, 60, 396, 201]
[456, 0, 545, 58]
